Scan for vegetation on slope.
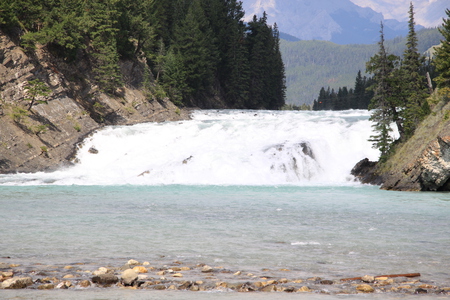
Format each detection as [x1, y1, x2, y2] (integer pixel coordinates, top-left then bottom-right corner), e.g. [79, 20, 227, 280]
[0, 0, 286, 110]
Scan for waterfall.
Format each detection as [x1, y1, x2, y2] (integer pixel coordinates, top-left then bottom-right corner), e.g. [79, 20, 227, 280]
[0, 110, 379, 186]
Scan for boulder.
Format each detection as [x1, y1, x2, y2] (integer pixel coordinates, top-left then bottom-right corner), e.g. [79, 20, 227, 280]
[1, 277, 33, 289]
[121, 269, 138, 286]
[91, 274, 119, 286]
[351, 158, 382, 185]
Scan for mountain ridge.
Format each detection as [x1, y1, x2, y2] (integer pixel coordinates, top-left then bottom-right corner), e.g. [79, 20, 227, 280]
[241, 0, 422, 44]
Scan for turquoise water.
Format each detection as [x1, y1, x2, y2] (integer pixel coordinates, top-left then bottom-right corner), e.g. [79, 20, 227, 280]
[1, 110, 449, 299]
[1, 185, 450, 287]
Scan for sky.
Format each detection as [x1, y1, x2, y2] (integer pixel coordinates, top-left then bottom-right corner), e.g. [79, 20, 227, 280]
[349, 0, 448, 27]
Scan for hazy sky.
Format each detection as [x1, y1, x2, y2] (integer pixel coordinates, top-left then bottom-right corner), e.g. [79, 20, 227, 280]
[349, 0, 447, 27]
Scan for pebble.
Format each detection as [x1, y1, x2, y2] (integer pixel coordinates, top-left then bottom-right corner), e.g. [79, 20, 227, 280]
[132, 266, 148, 273]
[298, 286, 312, 292]
[356, 284, 375, 293]
[201, 265, 213, 273]
[362, 275, 375, 283]
[37, 284, 55, 290]
[79, 280, 91, 288]
[127, 259, 139, 266]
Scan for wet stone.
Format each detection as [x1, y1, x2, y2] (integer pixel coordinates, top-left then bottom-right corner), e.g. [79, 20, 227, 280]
[362, 275, 375, 283]
[1, 277, 33, 289]
[320, 280, 334, 285]
[152, 284, 166, 290]
[260, 284, 277, 292]
[121, 269, 138, 286]
[37, 283, 55, 290]
[415, 288, 428, 294]
[79, 280, 91, 288]
[356, 284, 375, 293]
[201, 265, 213, 273]
[92, 274, 119, 286]
[298, 286, 313, 292]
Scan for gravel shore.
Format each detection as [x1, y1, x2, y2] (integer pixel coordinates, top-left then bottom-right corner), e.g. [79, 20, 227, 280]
[0, 260, 450, 296]
[1, 259, 450, 296]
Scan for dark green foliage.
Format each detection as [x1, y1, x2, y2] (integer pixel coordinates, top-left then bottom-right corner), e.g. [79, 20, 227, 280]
[399, 3, 430, 139]
[366, 4, 435, 163]
[366, 23, 399, 161]
[312, 71, 374, 111]
[434, 9, 450, 89]
[3, 0, 285, 109]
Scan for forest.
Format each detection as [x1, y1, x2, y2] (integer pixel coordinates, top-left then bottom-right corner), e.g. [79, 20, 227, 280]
[280, 27, 443, 106]
[0, 0, 286, 110]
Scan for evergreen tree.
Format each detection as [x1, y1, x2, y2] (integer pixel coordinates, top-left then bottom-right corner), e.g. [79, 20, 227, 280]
[366, 23, 399, 160]
[83, 0, 123, 94]
[162, 0, 218, 105]
[400, 2, 429, 138]
[434, 8, 450, 90]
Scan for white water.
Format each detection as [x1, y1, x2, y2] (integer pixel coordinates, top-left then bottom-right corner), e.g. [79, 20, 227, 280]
[0, 110, 378, 186]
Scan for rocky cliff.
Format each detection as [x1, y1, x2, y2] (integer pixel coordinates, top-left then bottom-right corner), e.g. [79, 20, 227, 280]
[353, 95, 450, 191]
[0, 31, 189, 174]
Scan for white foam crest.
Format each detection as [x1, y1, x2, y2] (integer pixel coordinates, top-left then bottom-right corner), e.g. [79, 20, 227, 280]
[0, 110, 379, 186]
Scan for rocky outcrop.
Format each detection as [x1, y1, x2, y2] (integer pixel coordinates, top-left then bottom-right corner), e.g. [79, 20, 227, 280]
[351, 158, 382, 185]
[0, 30, 189, 174]
[353, 97, 450, 191]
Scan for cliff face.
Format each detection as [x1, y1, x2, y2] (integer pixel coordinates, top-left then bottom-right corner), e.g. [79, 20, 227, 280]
[0, 31, 188, 174]
[353, 97, 450, 191]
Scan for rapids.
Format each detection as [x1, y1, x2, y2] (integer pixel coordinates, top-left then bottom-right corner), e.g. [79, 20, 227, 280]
[0, 110, 379, 186]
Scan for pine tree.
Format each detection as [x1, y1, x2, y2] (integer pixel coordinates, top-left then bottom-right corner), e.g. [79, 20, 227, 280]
[434, 8, 450, 91]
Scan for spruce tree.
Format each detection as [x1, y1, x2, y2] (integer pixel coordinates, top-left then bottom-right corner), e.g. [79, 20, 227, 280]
[434, 9, 450, 90]
[400, 2, 429, 138]
[366, 23, 399, 160]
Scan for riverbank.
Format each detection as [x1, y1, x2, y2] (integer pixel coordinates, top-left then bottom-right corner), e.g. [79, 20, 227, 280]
[1, 259, 449, 296]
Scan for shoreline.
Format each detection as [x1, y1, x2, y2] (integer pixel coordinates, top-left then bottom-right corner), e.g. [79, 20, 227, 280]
[1, 259, 449, 296]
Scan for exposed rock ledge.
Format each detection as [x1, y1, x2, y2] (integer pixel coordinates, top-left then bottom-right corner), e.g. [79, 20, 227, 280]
[0, 31, 189, 174]
[352, 99, 450, 191]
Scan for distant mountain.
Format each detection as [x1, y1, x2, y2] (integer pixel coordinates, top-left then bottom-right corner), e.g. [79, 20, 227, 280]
[349, 0, 449, 28]
[241, 0, 422, 45]
[280, 28, 443, 105]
